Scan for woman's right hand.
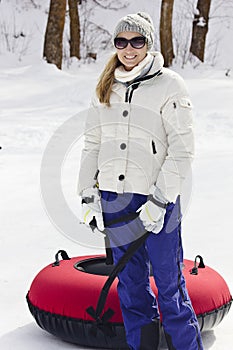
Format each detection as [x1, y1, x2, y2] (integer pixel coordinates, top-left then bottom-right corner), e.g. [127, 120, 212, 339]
[81, 187, 104, 232]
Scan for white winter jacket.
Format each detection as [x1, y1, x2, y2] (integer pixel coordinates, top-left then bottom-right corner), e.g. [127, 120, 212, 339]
[78, 52, 194, 203]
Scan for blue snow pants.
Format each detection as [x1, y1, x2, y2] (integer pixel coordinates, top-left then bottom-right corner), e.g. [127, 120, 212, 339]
[101, 191, 204, 350]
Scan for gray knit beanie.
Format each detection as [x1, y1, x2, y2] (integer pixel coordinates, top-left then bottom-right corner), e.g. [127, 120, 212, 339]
[113, 12, 155, 50]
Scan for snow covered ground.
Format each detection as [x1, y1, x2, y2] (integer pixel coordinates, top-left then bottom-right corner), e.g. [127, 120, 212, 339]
[0, 51, 233, 350]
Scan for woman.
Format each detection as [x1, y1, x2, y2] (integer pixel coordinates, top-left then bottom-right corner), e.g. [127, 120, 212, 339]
[78, 12, 204, 350]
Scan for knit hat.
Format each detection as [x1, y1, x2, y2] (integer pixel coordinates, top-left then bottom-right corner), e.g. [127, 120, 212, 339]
[113, 12, 155, 50]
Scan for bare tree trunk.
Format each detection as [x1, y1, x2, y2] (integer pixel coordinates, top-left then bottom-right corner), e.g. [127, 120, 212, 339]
[68, 0, 81, 59]
[43, 0, 66, 69]
[190, 0, 212, 62]
[160, 0, 175, 67]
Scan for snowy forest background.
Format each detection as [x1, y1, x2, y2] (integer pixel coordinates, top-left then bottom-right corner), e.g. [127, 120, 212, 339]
[1, 0, 233, 70]
[1, 0, 233, 350]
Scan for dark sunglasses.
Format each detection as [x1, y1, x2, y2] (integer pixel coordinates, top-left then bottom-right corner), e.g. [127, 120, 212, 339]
[114, 36, 146, 49]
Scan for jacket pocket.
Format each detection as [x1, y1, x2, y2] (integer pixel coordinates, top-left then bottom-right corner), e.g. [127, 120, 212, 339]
[151, 140, 157, 154]
[173, 97, 193, 130]
[178, 97, 193, 109]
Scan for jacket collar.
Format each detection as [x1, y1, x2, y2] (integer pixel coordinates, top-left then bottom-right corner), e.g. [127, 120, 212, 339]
[114, 53, 154, 84]
[112, 51, 164, 94]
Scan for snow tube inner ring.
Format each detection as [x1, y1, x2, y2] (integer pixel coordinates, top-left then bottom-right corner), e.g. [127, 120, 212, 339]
[74, 257, 116, 276]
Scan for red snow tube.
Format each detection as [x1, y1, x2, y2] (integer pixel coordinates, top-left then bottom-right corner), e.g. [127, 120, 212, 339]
[26, 252, 232, 349]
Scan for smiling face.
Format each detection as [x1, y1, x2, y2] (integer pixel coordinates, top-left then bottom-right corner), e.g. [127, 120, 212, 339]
[115, 31, 148, 71]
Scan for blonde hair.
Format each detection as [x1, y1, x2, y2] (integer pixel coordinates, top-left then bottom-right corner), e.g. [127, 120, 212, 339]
[96, 53, 121, 106]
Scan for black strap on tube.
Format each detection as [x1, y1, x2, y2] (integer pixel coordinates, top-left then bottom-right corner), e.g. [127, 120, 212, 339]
[87, 211, 149, 332]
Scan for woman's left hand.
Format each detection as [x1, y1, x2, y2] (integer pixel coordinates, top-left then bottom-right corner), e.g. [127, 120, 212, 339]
[137, 200, 166, 234]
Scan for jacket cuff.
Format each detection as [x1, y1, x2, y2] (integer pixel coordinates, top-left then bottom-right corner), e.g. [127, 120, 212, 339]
[148, 194, 169, 209]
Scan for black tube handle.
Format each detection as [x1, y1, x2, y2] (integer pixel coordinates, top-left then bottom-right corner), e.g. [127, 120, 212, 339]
[190, 255, 205, 275]
[52, 250, 71, 267]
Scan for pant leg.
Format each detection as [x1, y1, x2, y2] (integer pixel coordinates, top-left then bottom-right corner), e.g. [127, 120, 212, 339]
[111, 243, 160, 350]
[101, 191, 160, 350]
[146, 198, 204, 350]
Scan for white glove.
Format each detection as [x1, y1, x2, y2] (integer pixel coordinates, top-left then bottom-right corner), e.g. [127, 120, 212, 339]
[81, 187, 104, 232]
[137, 186, 168, 234]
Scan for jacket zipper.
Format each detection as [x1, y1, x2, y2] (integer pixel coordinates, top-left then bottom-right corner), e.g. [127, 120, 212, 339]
[125, 82, 140, 103]
[124, 70, 163, 103]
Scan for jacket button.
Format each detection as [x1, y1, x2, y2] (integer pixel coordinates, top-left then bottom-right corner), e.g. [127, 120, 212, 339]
[118, 174, 125, 181]
[120, 143, 126, 150]
[122, 110, 128, 117]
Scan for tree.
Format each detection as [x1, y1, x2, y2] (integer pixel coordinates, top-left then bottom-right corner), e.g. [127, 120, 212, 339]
[43, 0, 129, 67]
[160, 0, 175, 67]
[43, 0, 66, 69]
[79, 0, 128, 60]
[190, 0, 212, 62]
[68, 0, 81, 59]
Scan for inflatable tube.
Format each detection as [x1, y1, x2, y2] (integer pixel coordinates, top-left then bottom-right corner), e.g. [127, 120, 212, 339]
[26, 253, 232, 349]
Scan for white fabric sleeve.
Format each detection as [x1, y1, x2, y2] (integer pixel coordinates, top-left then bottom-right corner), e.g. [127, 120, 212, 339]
[156, 75, 194, 203]
[77, 97, 101, 195]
